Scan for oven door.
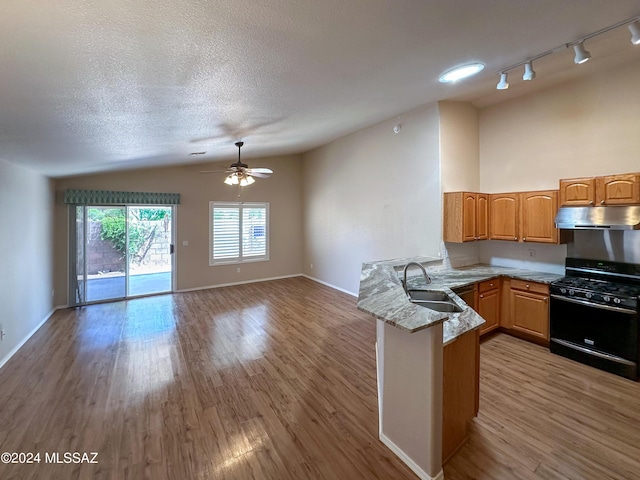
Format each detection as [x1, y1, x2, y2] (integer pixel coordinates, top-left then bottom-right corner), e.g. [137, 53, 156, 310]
[550, 295, 639, 379]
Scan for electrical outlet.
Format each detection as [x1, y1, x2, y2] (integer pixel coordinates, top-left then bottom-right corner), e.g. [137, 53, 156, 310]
[236, 267, 241, 273]
[310, 263, 314, 269]
[51, 289, 54, 298]
[528, 249, 536, 259]
[0, 329, 6, 341]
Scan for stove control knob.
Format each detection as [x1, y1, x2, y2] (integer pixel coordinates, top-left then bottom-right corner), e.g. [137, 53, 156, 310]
[603, 296, 611, 303]
[613, 298, 621, 304]
[568, 289, 575, 296]
[585, 293, 593, 299]
[560, 288, 567, 294]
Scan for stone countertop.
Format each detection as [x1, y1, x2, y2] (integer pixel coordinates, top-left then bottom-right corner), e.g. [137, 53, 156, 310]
[357, 259, 563, 343]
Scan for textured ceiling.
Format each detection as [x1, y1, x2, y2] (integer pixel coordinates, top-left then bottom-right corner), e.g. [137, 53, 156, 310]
[1, 0, 639, 177]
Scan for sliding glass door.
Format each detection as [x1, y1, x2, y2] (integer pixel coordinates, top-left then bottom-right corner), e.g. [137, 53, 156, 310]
[70, 205, 174, 306]
[127, 206, 173, 296]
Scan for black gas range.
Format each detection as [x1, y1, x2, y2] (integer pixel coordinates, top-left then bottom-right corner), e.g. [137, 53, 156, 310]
[549, 258, 640, 380]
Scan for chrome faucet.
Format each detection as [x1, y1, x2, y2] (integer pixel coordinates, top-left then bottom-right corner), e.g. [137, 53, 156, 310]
[403, 262, 431, 291]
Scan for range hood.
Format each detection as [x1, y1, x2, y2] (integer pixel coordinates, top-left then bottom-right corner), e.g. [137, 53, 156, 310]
[555, 206, 640, 230]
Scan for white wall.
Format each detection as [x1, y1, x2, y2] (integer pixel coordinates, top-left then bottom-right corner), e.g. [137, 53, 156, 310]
[0, 159, 55, 367]
[302, 103, 441, 294]
[477, 59, 640, 272]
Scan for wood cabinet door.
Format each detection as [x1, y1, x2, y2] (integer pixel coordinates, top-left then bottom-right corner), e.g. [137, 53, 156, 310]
[509, 289, 549, 341]
[595, 174, 640, 205]
[478, 288, 500, 335]
[520, 190, 558, 244]
[489, 193, 519, 241]
[462, 193, 477, 242]
[559, 177, 596, 206]
[476, 194, 489, 240]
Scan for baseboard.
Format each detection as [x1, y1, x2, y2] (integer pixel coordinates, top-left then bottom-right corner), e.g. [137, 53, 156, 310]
[301, 274, 357, 297]
[176, 274, 303, 293]
[0, 306, 62, 370]
[379, 432, 444, 480]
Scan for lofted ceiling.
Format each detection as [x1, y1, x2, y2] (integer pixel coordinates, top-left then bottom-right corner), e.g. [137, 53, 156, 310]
[1, 0, 639, 177]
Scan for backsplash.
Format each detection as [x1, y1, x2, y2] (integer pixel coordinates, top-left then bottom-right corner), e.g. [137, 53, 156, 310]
[569, 230, 640, 265]
[477, 241, 566, 274]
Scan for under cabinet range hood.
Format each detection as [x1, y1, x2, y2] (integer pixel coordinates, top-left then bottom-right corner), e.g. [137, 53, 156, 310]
[555, 206, 640, 230]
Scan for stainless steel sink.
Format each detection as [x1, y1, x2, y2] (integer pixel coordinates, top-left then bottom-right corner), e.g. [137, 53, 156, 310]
[406, 289, 450, 302]
[411, 300, 463, 313]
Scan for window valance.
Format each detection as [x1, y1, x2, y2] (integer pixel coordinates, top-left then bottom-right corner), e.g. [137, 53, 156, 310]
[64, 189, 180, 205]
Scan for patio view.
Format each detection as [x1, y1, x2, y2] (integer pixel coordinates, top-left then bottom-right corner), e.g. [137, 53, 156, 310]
[77, 206, 173, 303]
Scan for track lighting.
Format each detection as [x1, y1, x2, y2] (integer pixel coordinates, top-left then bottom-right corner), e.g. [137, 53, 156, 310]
[494, 14, 640, 92]
[629, 21, 640, 45]
[496, 72, 509, 90]
[523, 62, 536, 81]
[573, 42, 591, 64]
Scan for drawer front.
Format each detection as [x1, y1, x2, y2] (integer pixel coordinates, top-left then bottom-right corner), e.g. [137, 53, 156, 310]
[510, 279, 549, 295]
[478, 278, 500, 293]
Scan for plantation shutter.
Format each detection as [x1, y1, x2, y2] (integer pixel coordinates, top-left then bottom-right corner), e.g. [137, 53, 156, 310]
[212, 205, 241, 261]
[210, 202, 269, 264]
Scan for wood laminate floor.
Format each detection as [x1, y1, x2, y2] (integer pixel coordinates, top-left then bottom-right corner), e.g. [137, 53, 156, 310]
[1, 277, 640, 480]
[444, 333, 640, 480]
[0, 277, 417, 480]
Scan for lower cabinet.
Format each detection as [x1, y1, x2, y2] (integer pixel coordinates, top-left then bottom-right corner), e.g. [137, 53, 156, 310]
[443, 329, 479, 464]
[478, 279, 500, 335]
[508, 279, 550, 342]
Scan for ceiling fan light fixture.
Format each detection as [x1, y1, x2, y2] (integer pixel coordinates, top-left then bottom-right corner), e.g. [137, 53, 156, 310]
[438, 63, 485, 83]
[239, 175, 255, 187]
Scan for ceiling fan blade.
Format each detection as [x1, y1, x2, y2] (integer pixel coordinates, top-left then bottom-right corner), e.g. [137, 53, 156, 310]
[199, 169, 234, 174]
[247, 171, 271, 178]
[247, 167, 273, 174]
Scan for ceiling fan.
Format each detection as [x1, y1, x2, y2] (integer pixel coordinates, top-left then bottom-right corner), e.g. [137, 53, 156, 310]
[200, 141, 273, 186]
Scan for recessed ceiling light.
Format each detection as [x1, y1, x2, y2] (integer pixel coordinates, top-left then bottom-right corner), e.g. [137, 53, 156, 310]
[438, 63, 485, 83]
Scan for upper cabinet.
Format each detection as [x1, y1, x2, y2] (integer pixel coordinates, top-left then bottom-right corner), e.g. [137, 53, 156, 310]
[489, 193, 519, 241]
[520, 190, 558, 244]
[595, 174, 640, 205]
[443, 192, 489, 242]
[560, 173, 640, 206]
[559, 177, 596, 206]
[489, 191, 559, 243]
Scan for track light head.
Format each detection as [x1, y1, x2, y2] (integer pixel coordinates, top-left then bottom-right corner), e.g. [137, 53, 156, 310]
[523, 62, 536, 81]
[496, 72, 509, 90]
[629, 21, 640, 45]
[573, 42, 591, 64]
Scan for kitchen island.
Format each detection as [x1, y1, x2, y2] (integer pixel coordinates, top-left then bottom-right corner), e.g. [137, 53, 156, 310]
[357, 258, 562, 480]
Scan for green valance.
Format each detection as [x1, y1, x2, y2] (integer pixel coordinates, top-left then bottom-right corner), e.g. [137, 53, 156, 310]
[64, 189, 180, 205]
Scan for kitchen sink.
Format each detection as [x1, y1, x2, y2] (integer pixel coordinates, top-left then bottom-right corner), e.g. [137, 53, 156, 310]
[406, 289, 450, 302]
[412, 300, 463, 313]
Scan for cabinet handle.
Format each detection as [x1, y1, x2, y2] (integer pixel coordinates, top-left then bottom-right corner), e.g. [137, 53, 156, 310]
[514, 237, 518, 241]
[523, 237, 526, 241]
[589, 200, 594, 205]
[600, 200, 606, 205]
[526, 284, 530, 289]
[544, 297, 548, 303]
[480, 294, 484, 298]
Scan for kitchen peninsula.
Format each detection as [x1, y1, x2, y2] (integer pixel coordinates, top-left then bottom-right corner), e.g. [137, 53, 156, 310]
[357, 257, 562, 480]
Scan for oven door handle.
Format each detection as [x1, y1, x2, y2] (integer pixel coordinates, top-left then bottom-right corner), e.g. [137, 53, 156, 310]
[550, 294, 637, 314]
[551, 338, 637, 367]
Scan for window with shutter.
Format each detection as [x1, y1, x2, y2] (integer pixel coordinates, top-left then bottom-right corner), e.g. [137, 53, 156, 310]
[210, 202, 269, 265]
